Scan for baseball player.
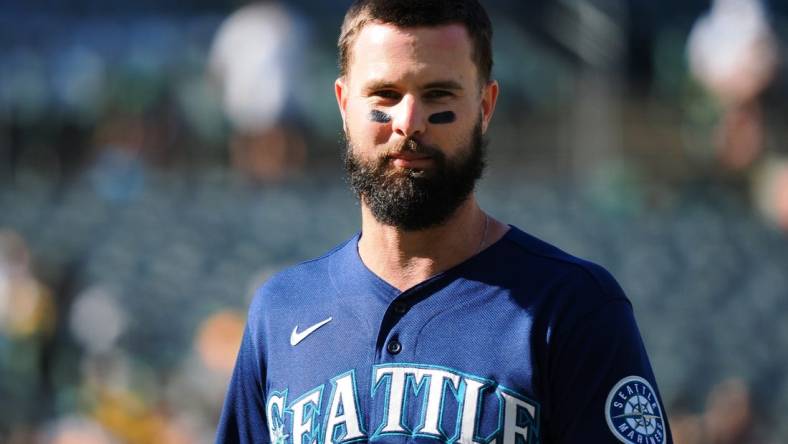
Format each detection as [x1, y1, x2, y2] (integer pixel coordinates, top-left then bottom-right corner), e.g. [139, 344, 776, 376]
[216, 1, 672, 443]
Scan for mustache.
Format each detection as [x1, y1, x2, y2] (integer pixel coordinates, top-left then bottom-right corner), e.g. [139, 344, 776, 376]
[381, 138, 444, 159]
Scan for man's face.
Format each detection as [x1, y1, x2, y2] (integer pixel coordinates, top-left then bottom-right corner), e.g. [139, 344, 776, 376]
[335, 22, 498, 230]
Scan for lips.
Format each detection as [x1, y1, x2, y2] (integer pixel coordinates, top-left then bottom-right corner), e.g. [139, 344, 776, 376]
[389, 152, 431, 161]
[388, 152, 433, 168]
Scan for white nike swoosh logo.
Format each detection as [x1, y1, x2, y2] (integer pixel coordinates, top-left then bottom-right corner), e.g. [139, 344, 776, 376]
[290, 317, 332, 346]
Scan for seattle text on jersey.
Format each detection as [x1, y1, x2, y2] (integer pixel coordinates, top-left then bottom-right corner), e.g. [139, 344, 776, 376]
[265, 363, 540, 444]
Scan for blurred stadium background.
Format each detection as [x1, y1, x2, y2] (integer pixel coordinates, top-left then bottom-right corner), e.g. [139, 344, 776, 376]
[1, 0, 788, 442]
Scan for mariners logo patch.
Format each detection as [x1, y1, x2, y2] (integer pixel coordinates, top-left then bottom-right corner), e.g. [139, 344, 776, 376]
[605, 376, 666, 444]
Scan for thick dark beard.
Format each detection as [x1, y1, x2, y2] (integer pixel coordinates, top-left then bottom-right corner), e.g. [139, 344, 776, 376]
[343, 120, 486, 231]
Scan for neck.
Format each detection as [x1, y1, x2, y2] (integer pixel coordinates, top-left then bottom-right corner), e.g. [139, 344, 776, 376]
[357, 195, 508, 291]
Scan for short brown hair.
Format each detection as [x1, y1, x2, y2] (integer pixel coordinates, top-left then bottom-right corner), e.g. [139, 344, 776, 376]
[338, 0, 494, 84]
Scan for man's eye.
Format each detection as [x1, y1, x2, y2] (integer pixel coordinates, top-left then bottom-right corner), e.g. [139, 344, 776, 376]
[373, 90, 401, 100]
[424, 90, 453, 100]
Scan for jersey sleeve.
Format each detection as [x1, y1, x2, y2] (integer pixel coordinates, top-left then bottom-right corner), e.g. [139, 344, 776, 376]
[215, 298, 270, 444]
[546, 288, 672, 443]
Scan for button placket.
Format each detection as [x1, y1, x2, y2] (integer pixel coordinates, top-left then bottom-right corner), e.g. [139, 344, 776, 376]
[377, 290, 423, 360]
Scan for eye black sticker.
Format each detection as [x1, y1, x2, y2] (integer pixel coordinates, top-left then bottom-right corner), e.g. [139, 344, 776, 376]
[369, 110, 392, 123]
[428, 111, 456, 124]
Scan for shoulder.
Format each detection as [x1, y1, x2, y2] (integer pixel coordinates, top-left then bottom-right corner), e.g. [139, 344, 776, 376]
[497, 226, 629, 315]
[247, 236, 354, 318]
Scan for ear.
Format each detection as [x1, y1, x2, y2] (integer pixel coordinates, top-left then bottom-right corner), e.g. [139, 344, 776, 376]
[335, 77, 349, 127]
[480, 80, 499, 134]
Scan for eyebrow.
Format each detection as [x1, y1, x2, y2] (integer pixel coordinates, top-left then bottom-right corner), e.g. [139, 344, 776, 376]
[422, 80, 463, 91]
[362, 79, 464, 93]
[362, 80, 397, 94]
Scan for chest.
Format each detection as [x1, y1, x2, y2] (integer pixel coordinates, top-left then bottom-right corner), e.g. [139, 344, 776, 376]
[262, 285, 546, 444]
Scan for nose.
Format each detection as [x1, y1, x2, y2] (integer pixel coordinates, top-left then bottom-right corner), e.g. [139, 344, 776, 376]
[390, 94, 426, 138]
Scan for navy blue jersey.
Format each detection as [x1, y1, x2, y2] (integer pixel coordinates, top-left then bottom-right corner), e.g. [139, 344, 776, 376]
[216, 226, 672, 444]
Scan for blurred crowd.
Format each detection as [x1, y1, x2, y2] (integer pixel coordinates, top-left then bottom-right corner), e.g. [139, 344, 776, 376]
[1, 0, 788, 442]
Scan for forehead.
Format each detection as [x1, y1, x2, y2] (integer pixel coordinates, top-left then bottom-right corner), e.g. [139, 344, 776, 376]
[347, 22, 477, 86]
